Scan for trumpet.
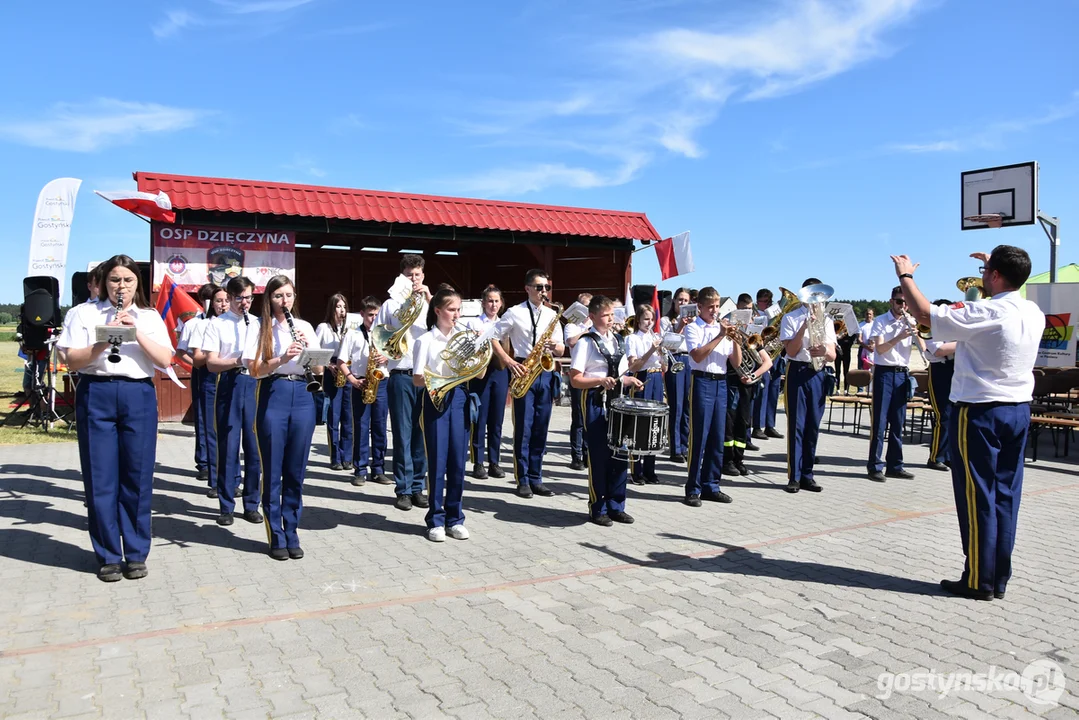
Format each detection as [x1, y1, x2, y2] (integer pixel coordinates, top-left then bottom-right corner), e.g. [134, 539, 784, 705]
[282, 307, 321, 393]
[107, 291, 124, 364]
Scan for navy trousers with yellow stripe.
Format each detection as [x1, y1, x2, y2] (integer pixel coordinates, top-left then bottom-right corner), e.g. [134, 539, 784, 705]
[422, 386, 467, 529]
[927, 361, 954, 465]
[686, 374, 726, 497]
[322, 370, 353, 466]
[664, 354, 691, 456]
[76, 376, 158, 565]
[512, 369, 555, 486]
[256, 377, 316, 550]
[582, 389, 627, 518]
[785, 361, 824, 483]
[195, 366, 218, 490]
[867, 367, 909, 474]
[632, 371, 664, 479]
[216, 371, 261, 515]
[951, 402, 1029, 595]
[469, 366, 509, 467]
[191, 366, 207, 475]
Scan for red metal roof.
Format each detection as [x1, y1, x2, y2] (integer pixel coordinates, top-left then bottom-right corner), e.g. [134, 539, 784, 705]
[135, 172, 662, 243]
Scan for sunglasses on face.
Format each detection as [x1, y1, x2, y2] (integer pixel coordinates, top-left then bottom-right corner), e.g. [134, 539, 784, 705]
[531, 284, 551, 291]
[892, 298, 906, 304]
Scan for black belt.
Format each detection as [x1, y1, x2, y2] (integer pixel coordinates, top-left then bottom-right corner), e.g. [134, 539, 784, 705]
[691, 370, 725, 381]
[226, 366, 250, 376]
[269, 374, 307, 382]
[81, 375, 153, 384]
[954, 400, 1027, 408]
[876, 365, 909, 373]
[390, 368, 412, 375]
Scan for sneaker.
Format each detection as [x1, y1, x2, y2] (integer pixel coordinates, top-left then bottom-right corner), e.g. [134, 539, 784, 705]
[122, 561, 148, 580]
[217, 513, 234, 526]
[488, 464, 506, 479]
[764, 428, 784, 439]
[97, 564, 123, 582]
[371, 473, 394, 485]
[428, 526, 447, 542]
[412, 492, 429, 508]
[243, 510, 263, 524]
[447, 525, 470, 540]
[395, 494, 413, 511]
[351, 474, 367, 487]
[472, 464, 488, 480]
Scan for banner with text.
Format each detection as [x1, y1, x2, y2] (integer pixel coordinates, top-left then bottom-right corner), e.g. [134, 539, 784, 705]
[151, 223, 296, 292]
[28, 178, 82, 302]
[1027, 282, 1079, 367]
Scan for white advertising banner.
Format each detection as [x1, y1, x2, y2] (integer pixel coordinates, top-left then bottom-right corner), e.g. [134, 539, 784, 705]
[1027, 282, 1079, 367]
[28, 178, 82, 301]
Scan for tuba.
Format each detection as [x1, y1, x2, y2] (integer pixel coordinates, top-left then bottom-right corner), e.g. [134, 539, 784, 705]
[423, 327, 493, 411]
[799, 283, 834, 372]
[509, 302, 564, 399]
[957, 276, 986, 302]
[371, 291, 424, 361]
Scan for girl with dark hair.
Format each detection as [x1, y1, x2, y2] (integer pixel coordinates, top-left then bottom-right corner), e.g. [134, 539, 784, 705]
[625, 303, 665, 484]
[316, 293, 353, 471]
[178, 285, 229, 493]
[412, 286, 479, 542]
[243, 275, 319, 560]
[58, 254, 173, 582]
[661, 287, 694, 463]
[465, 284, 508, 480]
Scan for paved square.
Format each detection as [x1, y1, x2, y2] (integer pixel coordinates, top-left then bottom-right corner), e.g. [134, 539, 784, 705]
[0, 404, 1076, 719]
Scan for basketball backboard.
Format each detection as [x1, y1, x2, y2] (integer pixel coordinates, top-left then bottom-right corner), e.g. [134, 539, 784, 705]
[961, 161, 1037, 230]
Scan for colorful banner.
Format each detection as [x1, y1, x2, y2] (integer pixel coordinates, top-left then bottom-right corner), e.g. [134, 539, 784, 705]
[151, 222, 295, 292]
[1027, 283, 1079, 367]
[28, 178, 82, 302]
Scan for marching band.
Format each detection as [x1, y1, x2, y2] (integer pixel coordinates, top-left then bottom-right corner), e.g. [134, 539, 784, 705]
[61, 247, 1045, 602]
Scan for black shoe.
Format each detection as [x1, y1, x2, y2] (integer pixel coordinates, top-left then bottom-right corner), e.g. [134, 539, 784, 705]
[488, 464, 506, 479]
[288, 547, 304, 560]
[569, 459, 586, 471]
[752, 430, 768, 440]
[745, 441, 760, 452]
[722, 462, 739, 477]
[342, 461, 354, 471]
[372, 473, 394, 485]
[123, 561, 148, 580]
[765, 428, 783, 439]
[517, 484, 534, 499]
[206, 487, 219, 499]
[926, 460, 948, 471]
[885, 469, 915, 479]
[351, 474, 367, 487]
[269, 548, 289, 561]
[472, 463, 488, 479]
[412, 492, 429, 508]
[684, 494, 702, 507]
[630, 474, 645, 486]
[867, 471, 886, 483]
[785, 480, 800, 494]
[814, 455, 821, 464]
[217, 513, 234, 526]
[97, 563, 123, 582]
[592, 514, 613, 527]
[330, 463, 344, 471]
[994, 590, 1006, 600]
[940, 579, 992, 601]
[799, 480, 822, 493]
[675, 454, 688, 464]
[196, 468, 209, 482]
[701, 490, 733, 504]
[644, 475, 660, 484]
[395, 494, 413, 511]
[609, 510, 635, 524]
[735, 464, 749, 476]
[531, 483, 554, 497]
[243, 510, 263, 524]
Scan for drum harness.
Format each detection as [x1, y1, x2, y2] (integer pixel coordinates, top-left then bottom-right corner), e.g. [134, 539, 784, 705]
[584, 331, 626, 416]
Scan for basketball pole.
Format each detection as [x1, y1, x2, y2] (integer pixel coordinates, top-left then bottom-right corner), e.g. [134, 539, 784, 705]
[1037, 212, 1060, 283]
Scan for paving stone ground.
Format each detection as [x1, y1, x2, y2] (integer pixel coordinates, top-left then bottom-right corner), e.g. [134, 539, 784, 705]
[0, 403, 1077, 719]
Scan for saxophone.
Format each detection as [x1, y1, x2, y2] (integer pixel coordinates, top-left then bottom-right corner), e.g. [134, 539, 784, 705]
[332, 326, 347, 388]
[361, 335, 388, 405]
[509, 302, 564, 399]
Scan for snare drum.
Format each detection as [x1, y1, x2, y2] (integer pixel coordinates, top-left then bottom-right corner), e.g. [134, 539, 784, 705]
[607, 397, 669, 459]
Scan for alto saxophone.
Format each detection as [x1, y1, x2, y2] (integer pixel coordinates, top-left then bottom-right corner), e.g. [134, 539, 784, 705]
[509, 302, 564, 399]
[361, 336, 388, 405]
[332, 327, 347, 388]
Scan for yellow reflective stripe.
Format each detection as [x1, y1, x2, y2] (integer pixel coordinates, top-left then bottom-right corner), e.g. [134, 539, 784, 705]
[723, 440, 735, 447]
[510, 398, 520, 481]
[927, 364, 941, 461]
[254, 378, 272, 548]
[959, 406, 978, 589]
[582, 388, 596, 507]
[686, 375, 695, 466]
[421, 399, 431, 509]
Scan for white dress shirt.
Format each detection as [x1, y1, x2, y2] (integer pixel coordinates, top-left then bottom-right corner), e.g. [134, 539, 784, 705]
[779, 306, 838, 363]
[412, 325, 454, 378]
[242, 316, 318, 376]
[493, 301, 566, 359]
[858, 320, 874, 344]
[177, 314, 206, 353]
[57, 300, 171, 379]
[203, 310, 260, 361]
[464, 313, 499, 332]
[869, 311, 914, 367]
[684, 317, 734, 374]
[625, 330, 663, 371]
[315, 322, 346, 357]
[375, 291, 429, 372]
[338, 326, 373, 369]
[931, 291, 1044, 404]
[924, 339, 951, 364]
[570, 330, 619, 378]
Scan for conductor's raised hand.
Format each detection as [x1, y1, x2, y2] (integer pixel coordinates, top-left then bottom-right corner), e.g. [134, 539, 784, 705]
[890, 254, 920, 278]
[969, 251, 991, 263]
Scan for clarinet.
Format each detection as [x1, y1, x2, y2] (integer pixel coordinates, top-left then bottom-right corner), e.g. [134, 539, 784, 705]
[107, 291, 124, 364]
[282, 308, 320, 393]
[242, 308, 250, 327]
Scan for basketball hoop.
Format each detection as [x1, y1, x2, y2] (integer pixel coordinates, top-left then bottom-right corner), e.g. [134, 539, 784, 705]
[964, 213, 1005, 229]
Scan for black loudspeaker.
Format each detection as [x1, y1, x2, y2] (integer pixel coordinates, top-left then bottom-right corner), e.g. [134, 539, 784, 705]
[629, 284, 656, 311]
[22, 276, 61, 328]
[71, 271, 90, 306]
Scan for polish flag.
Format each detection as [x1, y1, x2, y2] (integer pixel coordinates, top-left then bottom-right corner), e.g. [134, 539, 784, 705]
[653, 231, 694, 281]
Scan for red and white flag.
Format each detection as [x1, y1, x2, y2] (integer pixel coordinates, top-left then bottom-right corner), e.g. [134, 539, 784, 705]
[653, 231, 694, 281]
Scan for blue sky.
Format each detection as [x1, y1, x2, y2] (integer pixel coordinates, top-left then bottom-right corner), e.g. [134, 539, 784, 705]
[1, 0, 1077, 305]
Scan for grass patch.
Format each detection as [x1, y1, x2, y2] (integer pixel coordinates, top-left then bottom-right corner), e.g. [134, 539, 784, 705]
[0, 340, 77, 444]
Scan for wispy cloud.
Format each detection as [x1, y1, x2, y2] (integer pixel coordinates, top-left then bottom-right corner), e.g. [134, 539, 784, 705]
[153, 0, 319, 39]
[0, 99, 207, 152]
[213, 0, 317, 14]
[153, 10, 197, 38]
[445, 0, 926, 195]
